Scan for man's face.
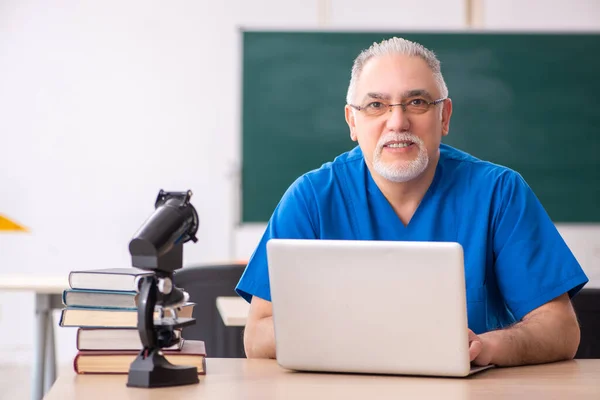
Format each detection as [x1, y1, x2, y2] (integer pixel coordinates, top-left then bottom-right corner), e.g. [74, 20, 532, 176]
[345, 54, 452, 183]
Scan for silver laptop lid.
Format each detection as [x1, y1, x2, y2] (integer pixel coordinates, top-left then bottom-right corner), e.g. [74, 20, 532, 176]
[266, 239, 471, 377]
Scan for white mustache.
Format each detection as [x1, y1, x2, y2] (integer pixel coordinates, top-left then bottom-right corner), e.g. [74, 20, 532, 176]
[376, 132, 423, 151]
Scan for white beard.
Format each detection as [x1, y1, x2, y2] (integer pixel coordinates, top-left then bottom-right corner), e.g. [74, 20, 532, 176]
[372, 132, 429, 183]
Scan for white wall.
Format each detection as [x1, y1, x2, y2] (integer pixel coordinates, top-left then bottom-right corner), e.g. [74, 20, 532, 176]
[0, 0, 599, 369]
[0, 0, 320, 366]
[328, 0, 466, 29]
[483, 0, 600, 31]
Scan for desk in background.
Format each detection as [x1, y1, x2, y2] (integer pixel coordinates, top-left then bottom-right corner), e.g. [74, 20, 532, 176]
[216, 296, 249, 326]
[0, 274, 68, 400]
[44, 358, 600, 400]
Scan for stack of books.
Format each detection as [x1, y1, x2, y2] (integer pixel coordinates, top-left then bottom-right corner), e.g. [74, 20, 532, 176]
[59, 267, 206, 374]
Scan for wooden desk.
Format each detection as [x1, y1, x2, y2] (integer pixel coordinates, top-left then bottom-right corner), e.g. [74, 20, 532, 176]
[0, 274, 68, 400]
[44, 358, 600, 399]
[216, 296, 249, 326]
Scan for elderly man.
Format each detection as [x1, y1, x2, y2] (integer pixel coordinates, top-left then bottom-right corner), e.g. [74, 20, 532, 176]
[236, 37, 588, 366]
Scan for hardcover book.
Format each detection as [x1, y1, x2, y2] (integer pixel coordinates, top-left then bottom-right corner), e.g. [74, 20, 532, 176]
[73, 340, 207, 374]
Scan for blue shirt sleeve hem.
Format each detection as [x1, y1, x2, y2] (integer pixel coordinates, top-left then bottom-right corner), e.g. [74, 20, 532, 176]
[510, 273, 589, 321]
[235, 279, 272, 303]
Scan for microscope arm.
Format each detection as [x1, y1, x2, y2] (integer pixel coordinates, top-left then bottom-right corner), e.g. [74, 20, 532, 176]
[136, 276, 158, 350]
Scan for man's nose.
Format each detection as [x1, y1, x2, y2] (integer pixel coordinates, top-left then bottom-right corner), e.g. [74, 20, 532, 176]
[385, 104, 410, 131]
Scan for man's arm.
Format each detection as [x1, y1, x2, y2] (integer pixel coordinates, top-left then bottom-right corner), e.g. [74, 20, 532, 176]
[243, 296, 276, 359]
[469, 293, 580, 366]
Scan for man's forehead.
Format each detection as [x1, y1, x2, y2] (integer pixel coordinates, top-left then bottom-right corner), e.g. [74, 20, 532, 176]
[356, 54, 437, 95]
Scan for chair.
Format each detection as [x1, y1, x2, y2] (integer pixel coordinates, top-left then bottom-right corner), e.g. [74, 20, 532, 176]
[572, 288, 600, 359]
[173, 263, 247, 358]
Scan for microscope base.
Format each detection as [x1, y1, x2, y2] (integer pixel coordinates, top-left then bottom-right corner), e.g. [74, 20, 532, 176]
[126, 348, 199, 388]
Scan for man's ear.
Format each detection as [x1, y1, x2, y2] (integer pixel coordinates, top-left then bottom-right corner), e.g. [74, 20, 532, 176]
[345, 105, 358, 142]
[441, 98, 453, 137]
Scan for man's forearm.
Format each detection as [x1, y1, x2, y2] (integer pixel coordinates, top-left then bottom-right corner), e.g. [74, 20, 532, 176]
[244, 316, 276, 359]
[480, 311, 580, 366]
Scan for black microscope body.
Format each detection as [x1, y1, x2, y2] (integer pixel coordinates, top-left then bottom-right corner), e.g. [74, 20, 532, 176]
[126, 189, 200, 388]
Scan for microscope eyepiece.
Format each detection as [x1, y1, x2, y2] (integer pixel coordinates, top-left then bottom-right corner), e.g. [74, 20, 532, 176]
[129, 190, 199, 272]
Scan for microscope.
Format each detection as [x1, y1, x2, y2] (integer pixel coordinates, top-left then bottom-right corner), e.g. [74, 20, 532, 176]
[126, 189, 200, 388]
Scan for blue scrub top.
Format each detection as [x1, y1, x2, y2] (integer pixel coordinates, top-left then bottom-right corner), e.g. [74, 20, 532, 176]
[236, 144, 588, 334]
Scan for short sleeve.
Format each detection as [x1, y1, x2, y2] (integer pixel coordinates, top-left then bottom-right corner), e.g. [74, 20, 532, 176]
[492, 171, 588, 321]
[235, 175, 318, 303]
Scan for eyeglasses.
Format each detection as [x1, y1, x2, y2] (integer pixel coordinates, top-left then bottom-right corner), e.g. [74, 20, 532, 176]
[348, 97, 447, 117]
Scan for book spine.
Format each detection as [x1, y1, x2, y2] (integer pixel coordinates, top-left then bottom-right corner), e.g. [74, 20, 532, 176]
[58, 309, 66, 327]
[76, 328, 81, 351]
[67, 271, 74, 289]
[73, 353, 80, 374]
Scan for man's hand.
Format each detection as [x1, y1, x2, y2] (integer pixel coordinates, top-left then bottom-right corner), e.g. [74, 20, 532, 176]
[469, 329, 494, 366]
[467, 293, 580, 367]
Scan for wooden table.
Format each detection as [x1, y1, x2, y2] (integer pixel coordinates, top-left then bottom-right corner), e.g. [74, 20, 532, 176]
[0, 274, 68, 400]
[216, 296, 249, 326]
[44, 358, 600, 399]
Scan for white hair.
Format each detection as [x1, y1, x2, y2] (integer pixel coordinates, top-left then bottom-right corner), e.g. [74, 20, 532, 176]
[346, 37, 449, 105]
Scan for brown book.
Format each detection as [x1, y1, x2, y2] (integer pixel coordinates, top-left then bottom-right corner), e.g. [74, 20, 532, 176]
[76, 328, 183, 351]
[59, 302, 195, 328]
[74, 340, 207, 375]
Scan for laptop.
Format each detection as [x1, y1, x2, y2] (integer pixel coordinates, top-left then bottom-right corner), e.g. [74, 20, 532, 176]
[266, 239, 494, 377]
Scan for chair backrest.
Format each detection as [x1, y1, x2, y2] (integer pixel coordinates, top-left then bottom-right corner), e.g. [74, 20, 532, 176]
[173, 263, 247, 358]
[572, 288, 600, 359]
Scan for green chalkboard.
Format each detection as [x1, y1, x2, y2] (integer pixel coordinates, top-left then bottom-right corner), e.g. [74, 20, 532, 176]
[242, 31, 600, 223]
